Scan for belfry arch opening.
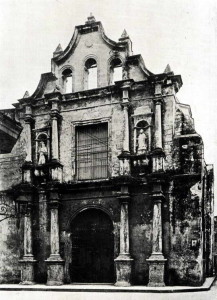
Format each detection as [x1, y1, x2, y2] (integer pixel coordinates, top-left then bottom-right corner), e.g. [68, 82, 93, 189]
[110, 57, 122, 84]
[62, 68, 73, 93]
[84, 58, 98, 90]
[70, 208, 114, 283]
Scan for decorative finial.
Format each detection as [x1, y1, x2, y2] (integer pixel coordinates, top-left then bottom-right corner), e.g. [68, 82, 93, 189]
[119, 29, 130, 42]
[54, 43, 63, 54]
[121, 29, 129, 39]
[86, 13, 96, 24]
[53, 43, 63, 58]
[164, 64, 172, 73]
[23, 91, 30, 98]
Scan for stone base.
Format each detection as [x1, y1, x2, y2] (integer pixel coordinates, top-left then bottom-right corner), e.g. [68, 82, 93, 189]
[115, 254, 134, 286]
[19, 255, 37, 285]
[45, 255, 64, 285]
[146, 254, 167, 287]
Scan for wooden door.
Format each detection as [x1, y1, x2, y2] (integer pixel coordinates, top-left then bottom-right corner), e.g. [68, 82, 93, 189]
[70, 209, 114, 283]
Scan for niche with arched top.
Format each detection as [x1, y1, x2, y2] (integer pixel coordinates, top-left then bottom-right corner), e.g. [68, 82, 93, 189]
[84, 58, 98, 90]
[109, 57, 122, 84]
[134, 120, 150, 154]
[35, 132, 50, 165]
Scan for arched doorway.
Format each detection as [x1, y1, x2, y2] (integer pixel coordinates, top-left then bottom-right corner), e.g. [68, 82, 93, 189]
[70, 208, 114, 283]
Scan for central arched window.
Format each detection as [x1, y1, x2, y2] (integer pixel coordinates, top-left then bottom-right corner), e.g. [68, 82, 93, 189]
[62, 68, 73, 93]
[84, 58, 97, 90]
[110, 58, 122, 84]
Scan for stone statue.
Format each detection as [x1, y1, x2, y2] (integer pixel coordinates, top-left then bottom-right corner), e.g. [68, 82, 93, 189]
[122, 67, 128, 80]
[38, 141, 48, 165]
[137, 129, 147, 154]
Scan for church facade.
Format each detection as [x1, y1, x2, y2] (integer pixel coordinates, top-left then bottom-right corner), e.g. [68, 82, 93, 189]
[0, 15, 215, 287]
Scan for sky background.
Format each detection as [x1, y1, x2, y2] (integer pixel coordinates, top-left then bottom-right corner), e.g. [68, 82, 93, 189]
[0, 0, 216, 213]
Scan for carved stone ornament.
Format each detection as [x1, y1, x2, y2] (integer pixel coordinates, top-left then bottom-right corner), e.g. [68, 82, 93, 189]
[85, 38, 93, 48]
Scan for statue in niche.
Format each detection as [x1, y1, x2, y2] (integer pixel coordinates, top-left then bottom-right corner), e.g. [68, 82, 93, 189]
[38, 141, 48, 165]
[137, 129, 148, 155]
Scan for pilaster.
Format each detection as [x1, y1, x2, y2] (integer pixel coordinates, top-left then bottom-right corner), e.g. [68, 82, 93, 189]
[118, 80, 134, 175]
[22, 104, 34, 183]
[45, 188, 64, 285]
[38, 188, 49, 282]
[152, 81, 165, 173]
[19, 190, 37, 284]
[115, 185, 133, 286]
[45, 92, 63, 182]
[147, 182, 167, 286]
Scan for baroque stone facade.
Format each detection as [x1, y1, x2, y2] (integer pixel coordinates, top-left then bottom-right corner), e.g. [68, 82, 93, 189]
[0, 15, 215, 286]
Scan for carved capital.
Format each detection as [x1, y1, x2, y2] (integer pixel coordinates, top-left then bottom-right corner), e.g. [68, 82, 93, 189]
[24, 115, 34, 124]
[153, 97, 164, 106]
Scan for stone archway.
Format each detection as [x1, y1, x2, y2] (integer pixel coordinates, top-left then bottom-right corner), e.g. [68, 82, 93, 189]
[70, 208, 114, 283]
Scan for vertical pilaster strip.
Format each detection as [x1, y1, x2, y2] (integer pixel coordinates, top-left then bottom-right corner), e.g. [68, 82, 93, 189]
[147, 184, 167, 287]
[51, 115, 59, 161]
[123, 104, 130, 153]
[24, 105, 33, 162]
[45, 189, 64, 285]
[155, 100, 163, 149]
[24, 209, 33, 256]
[152, 199, 163, 254]
[50, 203, 60, 255]
[25, 120, 32, 162]
[115, 185, 133, 286]
[19, 193, 37, 285]
[152, 83, 165, 173]
[118, 80, 134, 175]
[120, 200, 130, 254]
[22, 104, 34, 183]
[45, 92, 63, 182]
[38, 188, 48, 282]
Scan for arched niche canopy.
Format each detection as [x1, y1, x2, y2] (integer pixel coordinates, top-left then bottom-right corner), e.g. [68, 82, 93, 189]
[35, 131, 50, 165]
[134, 120, 151, 155]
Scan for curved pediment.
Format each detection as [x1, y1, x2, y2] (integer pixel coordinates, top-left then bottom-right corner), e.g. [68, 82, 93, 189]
[31, 72, 57, 99]
[52, 18, 129, 65]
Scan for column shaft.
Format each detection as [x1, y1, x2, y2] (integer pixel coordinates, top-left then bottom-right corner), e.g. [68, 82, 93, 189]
[45, 194, 64, 285]
[155, 102, 162, 149]
[52, 117, 59, 160]
[123, 105, 129, 153]
[152, 200, 163, 254]
[38, 189, 48, 282]
[147, 192, 166, 286]
[20, 203, 37, 285]
[120, 201, 129, 254]
[24, 212, 33, 256]
[25, 121, 32, 162]
[50, 207, 60, 255]
[115, 186, 133, 286]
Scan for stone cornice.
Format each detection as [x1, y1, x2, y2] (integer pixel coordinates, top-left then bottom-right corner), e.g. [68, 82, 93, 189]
[148, 73, 183, 93]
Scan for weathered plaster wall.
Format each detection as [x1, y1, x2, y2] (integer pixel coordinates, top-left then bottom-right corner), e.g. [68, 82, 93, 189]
[168, 181, 204, 286]
[0, 194, 23, 283]
[130, 186, 152, 284]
